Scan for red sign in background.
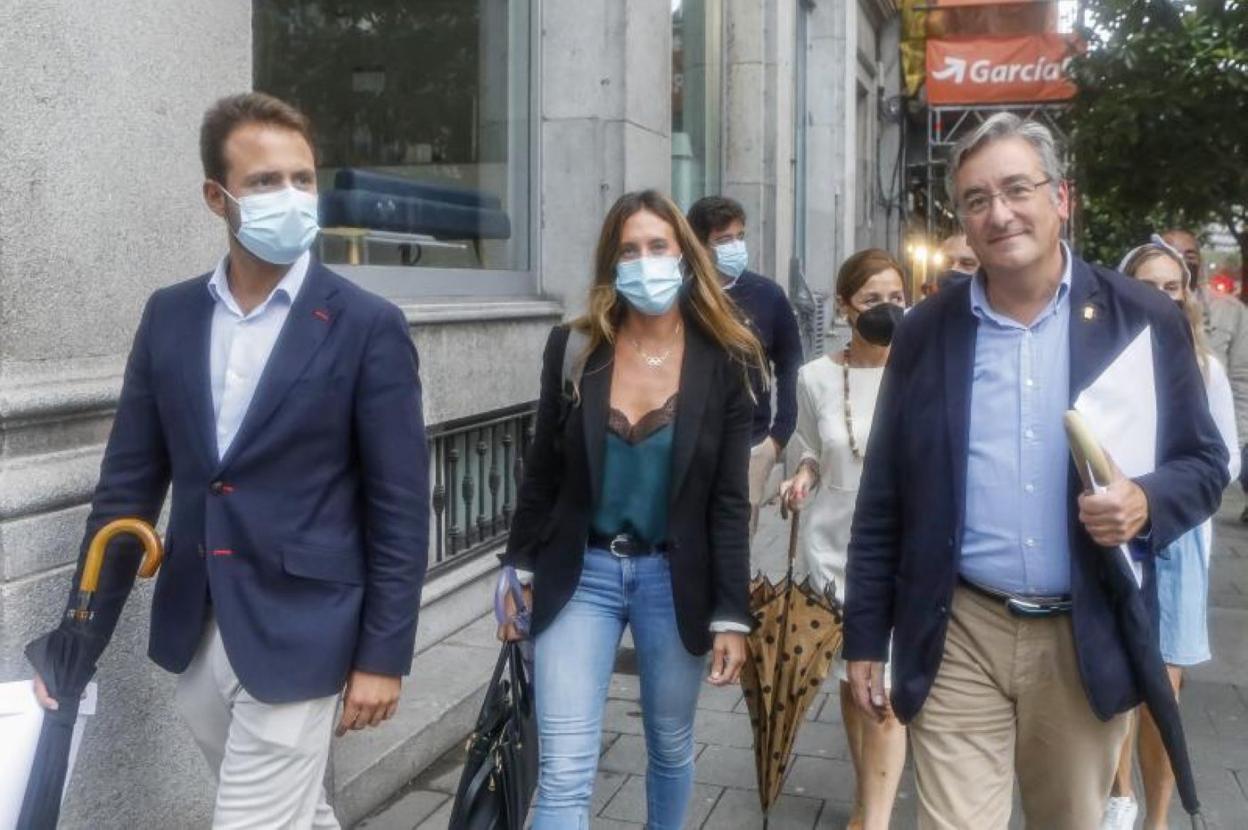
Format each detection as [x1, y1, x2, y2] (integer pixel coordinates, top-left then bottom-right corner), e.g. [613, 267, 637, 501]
[926, 33, 1081, 105]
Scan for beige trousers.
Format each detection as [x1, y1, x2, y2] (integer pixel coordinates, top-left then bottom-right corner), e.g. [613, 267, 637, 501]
[174, 618, 341, 829]
[747, 437, 778, 540]
[909, 587, 1130, 830]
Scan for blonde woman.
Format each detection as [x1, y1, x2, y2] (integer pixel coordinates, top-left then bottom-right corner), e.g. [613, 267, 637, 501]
[780, 249, 907, 830]
[499, 190, 766, 829]
[1103, 237, 1241, 830]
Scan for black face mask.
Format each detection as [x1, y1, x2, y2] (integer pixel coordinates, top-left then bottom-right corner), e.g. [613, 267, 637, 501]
[854, 303, 905, 346]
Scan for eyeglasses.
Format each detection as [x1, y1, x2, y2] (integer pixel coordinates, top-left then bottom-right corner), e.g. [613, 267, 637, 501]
[957, 177, 1053, 217]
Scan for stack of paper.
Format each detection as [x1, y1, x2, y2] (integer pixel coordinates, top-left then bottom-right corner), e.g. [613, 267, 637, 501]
[1072, 326, 1157, 587]
[0, 680, 96, 828]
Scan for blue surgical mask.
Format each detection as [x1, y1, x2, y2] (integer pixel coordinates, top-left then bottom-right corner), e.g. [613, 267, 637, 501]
[714, 239, 748, 284]
[221, 185, 320, 265]
[615, 255, 684, 316]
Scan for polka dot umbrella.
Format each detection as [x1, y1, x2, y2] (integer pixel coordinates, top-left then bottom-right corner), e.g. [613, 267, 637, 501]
[739, 507, 842, 814]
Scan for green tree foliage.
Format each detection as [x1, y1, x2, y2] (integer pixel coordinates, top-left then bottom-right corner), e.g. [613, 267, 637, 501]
[1068, 1, 1248, 287]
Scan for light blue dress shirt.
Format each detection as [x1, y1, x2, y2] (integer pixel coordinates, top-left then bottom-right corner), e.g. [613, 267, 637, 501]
[959, 246, 1073, 596]
[207, 251, 310, 459]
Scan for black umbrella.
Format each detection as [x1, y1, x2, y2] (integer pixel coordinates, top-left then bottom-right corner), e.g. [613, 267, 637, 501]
[1066, 413, 1204, 828]
[1104, 553, 1205, 828]
[18, 519, 163, 830]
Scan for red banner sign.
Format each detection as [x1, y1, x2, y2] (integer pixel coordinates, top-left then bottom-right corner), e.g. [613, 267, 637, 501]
[928, 0, 1052, 6]
[926, 34, 1080, 104]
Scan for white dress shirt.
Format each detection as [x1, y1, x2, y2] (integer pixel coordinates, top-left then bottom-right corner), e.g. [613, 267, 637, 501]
[207, 252, 310, 459]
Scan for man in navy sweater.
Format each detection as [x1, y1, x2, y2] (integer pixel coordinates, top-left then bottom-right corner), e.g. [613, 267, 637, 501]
[687, 197, 803, 541]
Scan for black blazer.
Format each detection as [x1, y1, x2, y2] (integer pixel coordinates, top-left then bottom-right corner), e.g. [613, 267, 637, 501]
[503, 310, 754, 654]
[843, 255, 1229, 722]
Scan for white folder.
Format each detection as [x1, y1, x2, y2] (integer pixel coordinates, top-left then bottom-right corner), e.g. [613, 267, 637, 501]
[0, 680, 97, 830]
[1071, 325, 1157, 587]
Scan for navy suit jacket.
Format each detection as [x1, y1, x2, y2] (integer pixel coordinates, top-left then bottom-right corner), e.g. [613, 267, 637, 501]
[63, 261, 429, 703]
[843, 255, 1228, 722]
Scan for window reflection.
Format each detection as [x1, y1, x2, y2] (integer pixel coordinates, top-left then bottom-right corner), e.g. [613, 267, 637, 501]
[254, 1, 532, 271]
[672, 0, 722, 211]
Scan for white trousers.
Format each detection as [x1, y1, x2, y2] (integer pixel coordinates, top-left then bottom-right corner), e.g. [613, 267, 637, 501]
[174, 618, 341, 829]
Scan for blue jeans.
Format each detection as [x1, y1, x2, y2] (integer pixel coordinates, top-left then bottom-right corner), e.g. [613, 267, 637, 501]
[532, 547, 706, 830]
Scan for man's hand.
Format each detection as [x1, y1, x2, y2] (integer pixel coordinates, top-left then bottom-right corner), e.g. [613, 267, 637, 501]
[336, 670, 401, 737]
[1077, 458, 1149, 547]
[33, 672, 59, 711]
[708, 632, 746, 686]
[497, 584, 533, 642]
[847, 660, 889, 723]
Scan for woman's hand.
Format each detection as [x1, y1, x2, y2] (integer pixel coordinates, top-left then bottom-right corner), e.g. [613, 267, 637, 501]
[779, 466, 817, 512]
[708, 632, 747, 686]
[497, 584, 534, 642]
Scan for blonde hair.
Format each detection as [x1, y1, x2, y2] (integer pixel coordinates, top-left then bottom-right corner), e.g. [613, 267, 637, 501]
[569, 190, 767, 398]
[1123, 246, 1210, 378]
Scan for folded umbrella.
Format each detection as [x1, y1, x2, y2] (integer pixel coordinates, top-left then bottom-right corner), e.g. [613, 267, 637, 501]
[740, 508, 842, 817]
[19, 519, 163, 830]
[1107, 556, 1205, 828]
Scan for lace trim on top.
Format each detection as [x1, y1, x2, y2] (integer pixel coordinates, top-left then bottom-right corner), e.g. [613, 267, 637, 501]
[608, 394, 679, 444]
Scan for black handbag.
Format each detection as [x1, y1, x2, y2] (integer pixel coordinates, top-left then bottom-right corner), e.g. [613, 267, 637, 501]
[449, 632, 539, 828]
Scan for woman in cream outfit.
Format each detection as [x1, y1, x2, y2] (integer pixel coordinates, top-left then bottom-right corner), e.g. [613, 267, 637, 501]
[781, 249, 908, 830]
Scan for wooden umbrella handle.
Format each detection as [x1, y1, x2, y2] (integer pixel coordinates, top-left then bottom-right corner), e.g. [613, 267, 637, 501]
[78, 518, 164, 593]
[1064, 410, 1115, 490]
[787, 508, 800, 565]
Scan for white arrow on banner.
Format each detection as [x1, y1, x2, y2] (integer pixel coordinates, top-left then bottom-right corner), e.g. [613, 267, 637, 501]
[930, 57, 966, 83]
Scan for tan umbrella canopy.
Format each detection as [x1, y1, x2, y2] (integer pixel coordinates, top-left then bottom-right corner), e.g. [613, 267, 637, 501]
[740, 508, 842, 814]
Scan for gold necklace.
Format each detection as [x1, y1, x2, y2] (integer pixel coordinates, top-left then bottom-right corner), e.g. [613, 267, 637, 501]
[842, 348, 863, 461]
[631, 323, 683, 369]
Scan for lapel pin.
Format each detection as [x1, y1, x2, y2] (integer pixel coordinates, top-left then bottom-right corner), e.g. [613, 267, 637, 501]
[1081, 304, 1097, 322]
[312, 309, 331, 323]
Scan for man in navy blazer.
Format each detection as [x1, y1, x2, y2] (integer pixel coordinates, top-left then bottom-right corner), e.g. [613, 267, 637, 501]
[30, 93, 428, 828]
[843, 114, 1227, 827]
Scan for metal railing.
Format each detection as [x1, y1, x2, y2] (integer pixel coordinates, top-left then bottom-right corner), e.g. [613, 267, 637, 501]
[427, 401, 538, 572]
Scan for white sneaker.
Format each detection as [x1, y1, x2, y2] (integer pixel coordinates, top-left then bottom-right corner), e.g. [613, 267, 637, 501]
[1101, 796, 1139, 830]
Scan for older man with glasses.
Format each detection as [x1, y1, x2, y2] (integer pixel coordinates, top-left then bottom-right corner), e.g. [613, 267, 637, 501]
[843, 113, 1228, 828]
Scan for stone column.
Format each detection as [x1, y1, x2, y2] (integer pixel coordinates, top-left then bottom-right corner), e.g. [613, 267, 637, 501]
[538, 0, 672, 316]
[720, 0, 796, 284]
[0, 2, 250, 825]
[803, 0, 858, 301]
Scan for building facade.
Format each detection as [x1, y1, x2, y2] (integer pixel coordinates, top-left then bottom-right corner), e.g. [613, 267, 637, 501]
[0, 1, 899, 825]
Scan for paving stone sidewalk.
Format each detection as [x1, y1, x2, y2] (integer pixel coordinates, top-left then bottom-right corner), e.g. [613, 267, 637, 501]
[358, 490, 1248, 829]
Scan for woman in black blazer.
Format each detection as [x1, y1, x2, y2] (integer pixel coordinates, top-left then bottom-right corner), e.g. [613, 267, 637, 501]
[499, 190, 764, 829]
